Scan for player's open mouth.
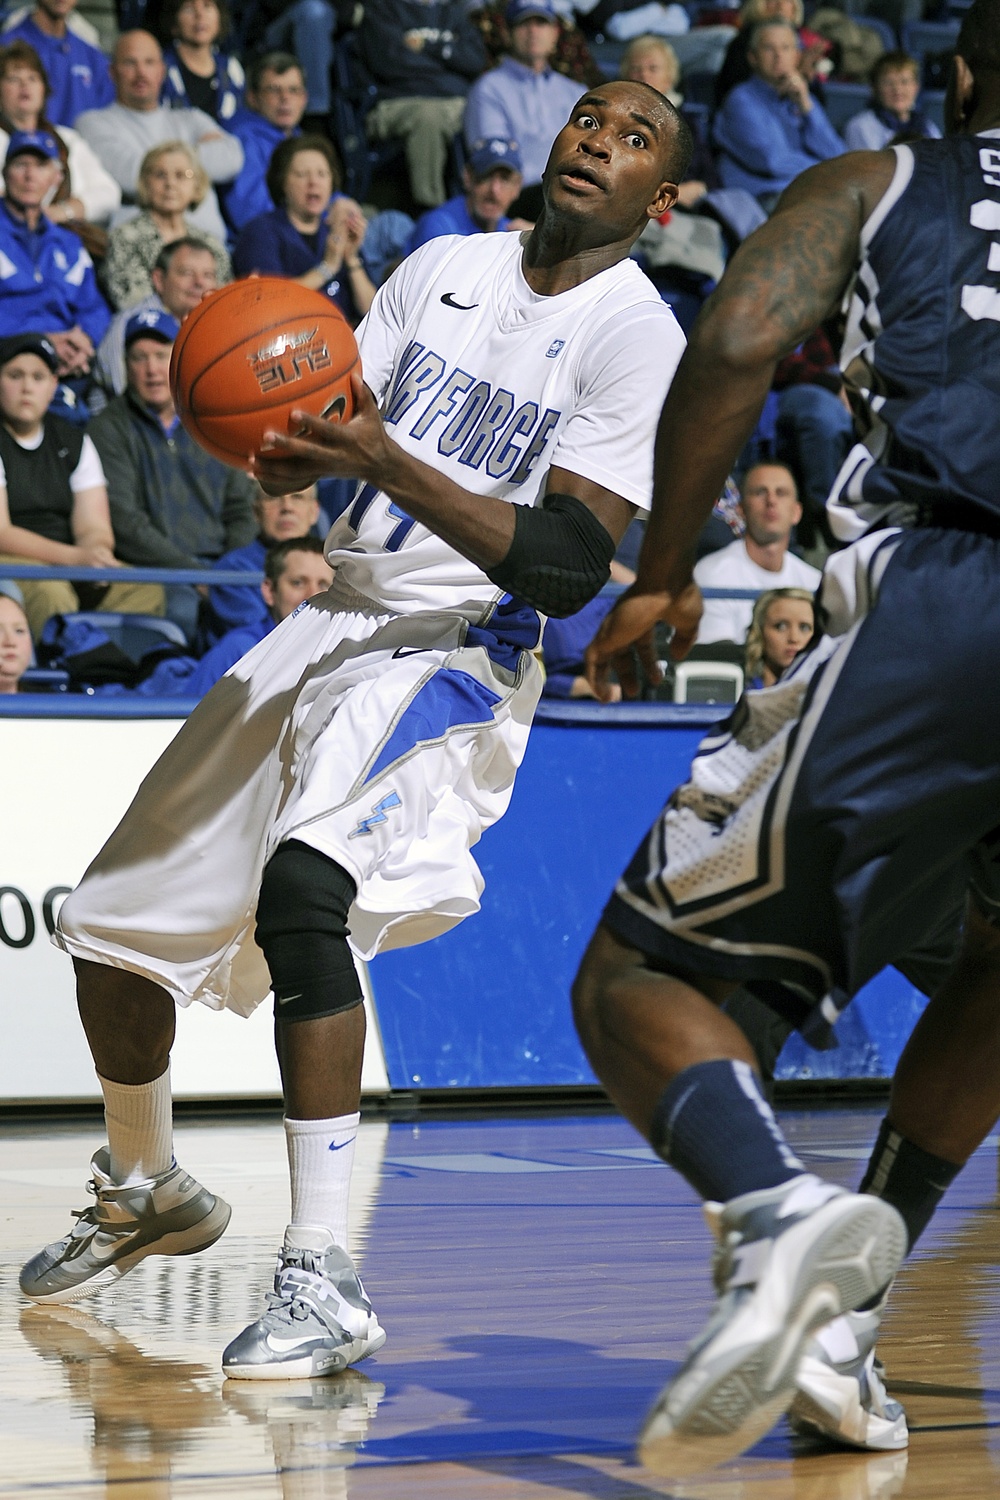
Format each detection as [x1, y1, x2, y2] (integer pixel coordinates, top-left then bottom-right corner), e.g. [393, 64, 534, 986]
[559, 166, 605, 192]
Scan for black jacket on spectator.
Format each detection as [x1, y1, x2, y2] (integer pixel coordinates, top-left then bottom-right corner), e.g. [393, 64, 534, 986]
[360, 1, 487, 98]
[0, 417, 83, 545]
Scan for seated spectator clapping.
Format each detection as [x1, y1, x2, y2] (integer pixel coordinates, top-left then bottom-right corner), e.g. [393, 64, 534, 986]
[0, 333, 163, 637]
[404, 136, 523, 253]
[208, 481, 320, 635]
[96, 235, 218, 399]
[75, 30, 243, 245]
[161, 0, 244, 123]
[0, 131, 109, 389]
[232, 135, 374, 324]
[743, 586, 815, 687]
[0, 590, 32, 691]
[102, 140, 230, 310]
[694, 462, 820, 644]
[0, 40, 120, 227]
[843, 51, 942, 152]
[713, 20, 843, 207]
[2, 0, 113, 126]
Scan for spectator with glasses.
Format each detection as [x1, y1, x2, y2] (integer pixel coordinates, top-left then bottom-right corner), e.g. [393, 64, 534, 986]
[221, 50, 306, 233]
[102, 140, 230, 310]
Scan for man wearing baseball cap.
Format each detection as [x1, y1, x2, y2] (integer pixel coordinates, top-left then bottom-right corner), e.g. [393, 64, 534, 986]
[464, 0, 582, 219]
[89, 306, 255, 641]
[0, 129, 110, 410]
[404, 136, 525, 252]
[0, 331, 163, 636]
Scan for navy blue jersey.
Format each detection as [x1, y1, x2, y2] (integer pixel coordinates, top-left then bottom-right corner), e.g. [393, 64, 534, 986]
[828, 130, 1000, 540]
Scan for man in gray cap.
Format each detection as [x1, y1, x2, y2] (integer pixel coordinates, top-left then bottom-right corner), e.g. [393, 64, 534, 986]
[404, 135, 525, 252]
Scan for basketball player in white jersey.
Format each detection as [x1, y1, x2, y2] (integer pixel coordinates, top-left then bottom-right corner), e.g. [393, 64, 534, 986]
[20, 81, 692, 1380]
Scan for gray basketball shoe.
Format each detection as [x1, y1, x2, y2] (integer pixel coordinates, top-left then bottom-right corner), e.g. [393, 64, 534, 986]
[790, 1303, 908, 1450]
[222, 1226, 386, 1380]
[19, 1148, 231, 1305]
[638, 1176, 907, 1477]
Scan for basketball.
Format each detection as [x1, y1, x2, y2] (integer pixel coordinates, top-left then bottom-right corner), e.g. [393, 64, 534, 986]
[169, 278, 360, 469]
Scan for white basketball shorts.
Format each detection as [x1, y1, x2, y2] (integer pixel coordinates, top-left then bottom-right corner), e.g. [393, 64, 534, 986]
[55, 578, 542, 1017]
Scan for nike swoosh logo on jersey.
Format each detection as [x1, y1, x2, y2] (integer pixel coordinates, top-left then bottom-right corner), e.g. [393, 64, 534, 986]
[276, 994, 302, 1005]
[392, 646, 429, 657]
[440, 293, 478, 310]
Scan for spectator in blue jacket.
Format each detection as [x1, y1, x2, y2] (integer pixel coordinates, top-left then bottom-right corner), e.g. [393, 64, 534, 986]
[712, 20, 843, 208]
[221, 49, 304, 232]
[843, 51, 942, 153]
[161, 0, 244, 123]
[0, 131, 109, 385]
[3, 0, 113, 126]
[404, 136, 523, 252]
[207, 481, 320, 634]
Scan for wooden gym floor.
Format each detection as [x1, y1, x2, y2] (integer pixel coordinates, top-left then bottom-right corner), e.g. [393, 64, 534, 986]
[1, 1104, 999, 1498]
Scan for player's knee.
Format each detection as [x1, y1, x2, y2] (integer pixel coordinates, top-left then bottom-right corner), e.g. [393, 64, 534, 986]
[256, 841, 363, 1022]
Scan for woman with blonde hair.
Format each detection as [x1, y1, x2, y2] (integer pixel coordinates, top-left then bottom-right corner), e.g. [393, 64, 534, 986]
[744, 586, 816, 686]
[103, 141, 231, 310]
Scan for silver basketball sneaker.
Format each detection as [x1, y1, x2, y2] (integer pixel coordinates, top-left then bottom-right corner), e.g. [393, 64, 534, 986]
[790, 1302, 908, 1450]
[638, 1176, 907, 1477]
[19, 1147, 231, 1304]
[223, 1226, 386, 1380]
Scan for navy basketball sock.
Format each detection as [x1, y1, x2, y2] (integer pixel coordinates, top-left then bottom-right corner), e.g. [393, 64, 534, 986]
[650, 1058, 806, 1203]
[859, 1116, 961, 1253]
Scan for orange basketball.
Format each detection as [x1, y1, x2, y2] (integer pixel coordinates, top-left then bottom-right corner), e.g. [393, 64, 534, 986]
[169, 278, 359, 470]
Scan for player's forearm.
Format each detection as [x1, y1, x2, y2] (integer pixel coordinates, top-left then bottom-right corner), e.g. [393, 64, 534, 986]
[638, 333, 777, 595]
[376, 437, 516, 568]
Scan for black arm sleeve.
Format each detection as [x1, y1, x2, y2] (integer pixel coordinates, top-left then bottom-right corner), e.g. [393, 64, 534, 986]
[484, 491, 616, 618]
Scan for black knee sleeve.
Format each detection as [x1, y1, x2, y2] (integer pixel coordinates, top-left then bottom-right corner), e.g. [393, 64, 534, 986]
[256, 840, 364, 1022]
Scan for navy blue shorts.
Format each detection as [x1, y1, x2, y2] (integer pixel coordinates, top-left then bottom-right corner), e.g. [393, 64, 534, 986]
[603, 528, 1000, 1036]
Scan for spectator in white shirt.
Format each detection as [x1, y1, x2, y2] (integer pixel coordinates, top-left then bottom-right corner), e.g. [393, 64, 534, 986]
[694, 461, 820, 643]
[74, 29, 242, 244]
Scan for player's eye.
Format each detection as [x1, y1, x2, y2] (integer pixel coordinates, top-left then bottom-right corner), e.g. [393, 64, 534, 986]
[576, 113, 598, 129]
[626, 132, 648, 149]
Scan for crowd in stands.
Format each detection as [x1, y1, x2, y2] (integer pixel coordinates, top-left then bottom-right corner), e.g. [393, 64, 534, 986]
[0, 0, 956, 701]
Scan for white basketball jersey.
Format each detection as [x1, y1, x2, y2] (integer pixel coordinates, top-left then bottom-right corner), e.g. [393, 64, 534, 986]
[325, 231, 685, 620]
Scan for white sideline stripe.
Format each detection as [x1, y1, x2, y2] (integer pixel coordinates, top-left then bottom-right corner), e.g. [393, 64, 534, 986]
[384, 1152, 659, 1174]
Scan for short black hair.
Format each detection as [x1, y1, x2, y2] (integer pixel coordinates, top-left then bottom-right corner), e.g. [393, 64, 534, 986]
[153, 235, 217, 275]
[160, 0, 231, 45]
[620, 78, 694, 183]
[957, 0, 1000, 72]
[267, 132, 342, 207]
[247, 50, 302, 93]
[265, 534, 326, 585]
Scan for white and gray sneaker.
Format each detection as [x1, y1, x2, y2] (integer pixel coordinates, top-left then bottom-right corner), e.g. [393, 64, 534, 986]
[790, 1302, 908, 1451]
[638, 1176, 907, 1478]
[19, 1148, 231, 1305]
[222, 1227, 386, 1381]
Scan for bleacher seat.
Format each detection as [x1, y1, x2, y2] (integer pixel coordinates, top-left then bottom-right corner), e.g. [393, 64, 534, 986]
[900, 18, 960, 58]
[857, 16, 899, 53]
[822, 80, 871, 132]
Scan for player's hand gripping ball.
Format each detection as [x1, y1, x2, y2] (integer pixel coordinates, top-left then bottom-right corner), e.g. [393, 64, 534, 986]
[169, 278, 360, 469]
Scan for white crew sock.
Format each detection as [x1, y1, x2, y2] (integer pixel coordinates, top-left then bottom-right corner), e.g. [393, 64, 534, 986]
[99, 1067, 174, 1186]
[285, 1112, 359, 1252]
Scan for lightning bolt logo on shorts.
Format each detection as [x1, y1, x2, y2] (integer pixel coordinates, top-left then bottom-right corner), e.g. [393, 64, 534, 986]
[349, 791, 402, 838]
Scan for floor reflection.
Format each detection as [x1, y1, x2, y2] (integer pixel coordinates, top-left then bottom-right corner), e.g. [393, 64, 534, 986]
[2, 1110, 999, 1498]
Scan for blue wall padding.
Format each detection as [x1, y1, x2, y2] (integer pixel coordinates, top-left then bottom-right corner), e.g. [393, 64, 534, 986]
[366, 708, 929, 1089]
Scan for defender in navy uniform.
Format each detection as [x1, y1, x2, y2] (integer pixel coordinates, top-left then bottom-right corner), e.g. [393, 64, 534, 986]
[577, 0, 1000, 1475]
